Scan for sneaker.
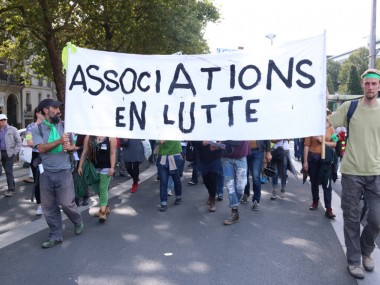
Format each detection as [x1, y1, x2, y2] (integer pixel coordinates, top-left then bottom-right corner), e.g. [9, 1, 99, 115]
[252, 200, 259, 211]
[4, 190, 15, 197]
[167, 189, 173, 196]
[240, 194, 249, 204]
[131, 183, 138, 193]
[174, 198, 182, 205]
[261, 177, 268, 184]
[325, 208, 336, 219]
[280, 189, 286, 198]
[217, 194, 223, 201]
[188, 180, 197, 185]
[348, 265, 364, 279]
[41, 239, 62, 249]
[309, 202, 318, 210]
[159, 204, 167, 212]
[74, 222, 84, 235]
[362, 255, 374, 272]
[270, 190, 277, 200]
[36, 205, 43, 216]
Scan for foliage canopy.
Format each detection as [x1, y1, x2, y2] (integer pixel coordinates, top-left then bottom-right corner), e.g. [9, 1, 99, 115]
[0, 0, 220, 102]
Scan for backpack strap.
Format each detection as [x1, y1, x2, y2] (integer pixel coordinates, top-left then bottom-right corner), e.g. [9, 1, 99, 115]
[38, 123, 44, 140]
[346, 100, 359, 141]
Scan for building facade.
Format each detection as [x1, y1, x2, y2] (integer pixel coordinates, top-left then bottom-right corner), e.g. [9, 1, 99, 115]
[0, 59, 56, 129]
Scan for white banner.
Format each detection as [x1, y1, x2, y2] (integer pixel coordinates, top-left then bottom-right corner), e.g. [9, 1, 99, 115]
[65, 34, 326, 140]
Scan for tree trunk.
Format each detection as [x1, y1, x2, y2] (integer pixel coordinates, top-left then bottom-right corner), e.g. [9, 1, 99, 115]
[39, 0, 66, 117]
[46, 36, 65, 103]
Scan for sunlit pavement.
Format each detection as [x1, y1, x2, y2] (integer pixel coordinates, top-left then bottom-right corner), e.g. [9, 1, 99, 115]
[0, 152, 378, 285]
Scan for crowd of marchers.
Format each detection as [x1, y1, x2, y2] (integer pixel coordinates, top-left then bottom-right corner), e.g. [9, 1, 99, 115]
[1, 68, 379, 281]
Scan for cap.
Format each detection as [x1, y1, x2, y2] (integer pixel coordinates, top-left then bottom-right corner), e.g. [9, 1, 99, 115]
[361, 68, 380, 79]
[38, 98, 63, 110]
[0, 114, 8, 120]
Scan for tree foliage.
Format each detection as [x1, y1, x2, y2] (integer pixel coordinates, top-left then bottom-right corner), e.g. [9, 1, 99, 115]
[0, 0, 220, 102]
[338, 47, 370, 94]
[346, 65, 362, 95]
[327, 74, 334, 95]
[326, 58, 341, 92]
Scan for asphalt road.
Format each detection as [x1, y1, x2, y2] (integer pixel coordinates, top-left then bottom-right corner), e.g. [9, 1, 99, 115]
[0, 149, 379, 285]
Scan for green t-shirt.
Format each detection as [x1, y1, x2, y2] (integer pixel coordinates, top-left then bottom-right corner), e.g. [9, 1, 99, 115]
[157, 140, 182, 155]
[328, 100, 380, 175]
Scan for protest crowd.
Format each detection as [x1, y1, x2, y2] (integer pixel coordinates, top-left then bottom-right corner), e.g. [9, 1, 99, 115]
[1, 68, 380, 281]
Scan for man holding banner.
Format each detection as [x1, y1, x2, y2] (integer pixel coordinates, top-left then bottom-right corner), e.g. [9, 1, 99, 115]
[32, 99, 84, 248]
[328, 69, 380, 279]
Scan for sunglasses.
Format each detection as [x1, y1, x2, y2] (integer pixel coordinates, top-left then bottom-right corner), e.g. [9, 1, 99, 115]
[0, 119, 7, 121]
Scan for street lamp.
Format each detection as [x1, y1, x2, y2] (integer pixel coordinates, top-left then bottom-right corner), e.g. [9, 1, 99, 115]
[266, 33, 276, 45]
[369, 0, 377, 68]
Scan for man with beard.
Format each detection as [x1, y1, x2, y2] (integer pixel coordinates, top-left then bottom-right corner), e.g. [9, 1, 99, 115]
[31, 99, 83, 248]
[328, 69, 380, 279]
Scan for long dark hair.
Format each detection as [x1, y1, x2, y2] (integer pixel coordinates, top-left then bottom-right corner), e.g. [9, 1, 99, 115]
[87, 136, 97, 163]
[33, 107, 40, 122]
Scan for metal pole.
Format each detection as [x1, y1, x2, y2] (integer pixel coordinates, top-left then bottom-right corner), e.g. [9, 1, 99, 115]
[369, 0, 377, 68]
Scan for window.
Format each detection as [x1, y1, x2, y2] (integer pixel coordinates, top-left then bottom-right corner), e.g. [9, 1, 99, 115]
[38, 78, 43, 86]
[26, 92, 31, 111]
[38, 93, 42, 102]
[26, 92, 31, 104]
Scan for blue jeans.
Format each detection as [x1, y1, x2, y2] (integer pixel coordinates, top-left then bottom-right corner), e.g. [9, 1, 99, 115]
[294, 138, 301, 159]
[245, 149, 265, 203]
[168, 176, 174, 190]
[222, 157, 247, 208]
[271, 150, 288, 190]
[157, 155, 183, 205]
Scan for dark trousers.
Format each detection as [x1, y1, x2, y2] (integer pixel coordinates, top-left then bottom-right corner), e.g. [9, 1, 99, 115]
[125, 161, 140, 184]
[308, 153, 332, 208]
[203, 171, 218, 198]
[30, 151, 41, 204]
[191, 157, 199, 183]
[1, 150, 15, 191]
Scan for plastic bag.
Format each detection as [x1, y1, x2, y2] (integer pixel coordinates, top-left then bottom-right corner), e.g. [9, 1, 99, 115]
[142, 140, 152, 160]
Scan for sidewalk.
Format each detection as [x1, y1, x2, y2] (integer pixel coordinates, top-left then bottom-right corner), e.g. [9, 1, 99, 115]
[0, 157, 378, 284]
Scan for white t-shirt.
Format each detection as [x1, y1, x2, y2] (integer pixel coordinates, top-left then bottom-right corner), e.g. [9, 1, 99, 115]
[273, 140, 289, 151]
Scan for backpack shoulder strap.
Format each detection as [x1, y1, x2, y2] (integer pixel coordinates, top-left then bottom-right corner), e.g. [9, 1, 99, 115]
[346, 100, 359, 141]
[38, 123, 43, 139]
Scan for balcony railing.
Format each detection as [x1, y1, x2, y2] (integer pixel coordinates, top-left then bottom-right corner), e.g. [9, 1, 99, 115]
[0, 69, 23, 85]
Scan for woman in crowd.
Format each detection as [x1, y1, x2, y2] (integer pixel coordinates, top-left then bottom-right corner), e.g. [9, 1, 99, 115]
[303, 116, 337, 218]
[120, 139, 145, 193]
[156, 140, 183, 212]
[221, 141, 249, 225]
[270, 139, 296, 200]
[25, 107, 44, 215]
[78, 136, 116, 222]
[192, 141, 223, 212]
